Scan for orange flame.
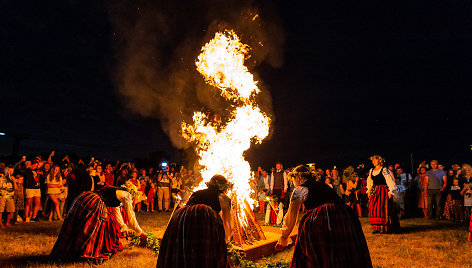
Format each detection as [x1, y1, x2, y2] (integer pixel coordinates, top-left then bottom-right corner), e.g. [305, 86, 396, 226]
[182, 30, 270, 227]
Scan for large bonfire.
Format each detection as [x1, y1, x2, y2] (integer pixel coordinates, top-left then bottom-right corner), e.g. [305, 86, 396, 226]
[181, 30, 270, 245]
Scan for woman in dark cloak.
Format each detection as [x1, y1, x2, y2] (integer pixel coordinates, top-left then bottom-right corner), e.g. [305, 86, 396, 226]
[156, 174, 232, 268]
[50, 185, 146, 264]
[275, 165, 372, 268]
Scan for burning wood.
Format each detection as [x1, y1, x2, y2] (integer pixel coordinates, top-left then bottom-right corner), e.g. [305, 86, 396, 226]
[181, 30, 269, 245]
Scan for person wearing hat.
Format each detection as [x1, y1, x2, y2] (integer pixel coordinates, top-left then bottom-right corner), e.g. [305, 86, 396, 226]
[50, 185, 147, 264]
[275, 165, 372, 267]
[366, 155, 397, 234]
[157, 174, 232, 268]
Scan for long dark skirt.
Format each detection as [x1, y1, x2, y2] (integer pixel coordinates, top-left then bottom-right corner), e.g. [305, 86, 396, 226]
[291, 202, 372, 268]
[368, 185, 389, 231]
[50, 191, 123, 264]
[156, 204, 230, 268]
[469, 207, 472, 242]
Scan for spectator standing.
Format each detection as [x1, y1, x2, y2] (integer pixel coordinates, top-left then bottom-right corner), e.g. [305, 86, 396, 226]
[157, 166, 172, 212]
[0, 166, 17, 227]
[13, 174, 25, 223]
[425, 160, 447, 220]
[147, 182, 156, 212]
[395, 166, 414, 217]
[416, 167, 428, 218]
[331, 168, 343, 198]
[55, 174, 68, 220]
[45, 165, 64, 221]
[460, 164, 472, 222]
[270, 162, 288, 205]
[93, 165, 106, 191]
[114, 167, 129, 187]
[104, 164, 115, 187]
[258, 169, 271, 194]
[450, 177, 464, 223]
[24, 160, 43, 222]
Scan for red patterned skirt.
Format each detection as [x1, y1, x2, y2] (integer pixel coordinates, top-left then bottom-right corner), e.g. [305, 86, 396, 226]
[368, 185, 389, 231]
[469, 207, 472, 242]
[291, 202, 372, 268]
[49, 191, 123, 264]
[156, 204, 230, 268]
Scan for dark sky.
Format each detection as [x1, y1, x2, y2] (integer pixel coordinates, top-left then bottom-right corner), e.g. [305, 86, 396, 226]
[1, 0, 471, 171]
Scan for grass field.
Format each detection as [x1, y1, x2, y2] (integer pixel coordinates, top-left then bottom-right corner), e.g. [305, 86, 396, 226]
[1, 211, 472, 267]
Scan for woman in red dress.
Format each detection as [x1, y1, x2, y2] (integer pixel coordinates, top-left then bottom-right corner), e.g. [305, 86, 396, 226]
[156, 175, 232, 268]
[50, 186, 146, 264]
[276, 165, 372, 267]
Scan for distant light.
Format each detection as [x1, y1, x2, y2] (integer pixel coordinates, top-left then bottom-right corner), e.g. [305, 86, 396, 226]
[0, 133, 5, 136]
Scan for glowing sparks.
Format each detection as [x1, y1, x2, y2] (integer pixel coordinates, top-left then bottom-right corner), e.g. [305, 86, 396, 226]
[182, 30, 270, 228]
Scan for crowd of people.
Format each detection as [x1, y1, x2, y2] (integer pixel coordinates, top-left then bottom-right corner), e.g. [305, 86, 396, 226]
[0, 151, 202, 228]
[252, 158, 472, 233]
[1, 151, 471, 230]
[1, 150, 472, 266]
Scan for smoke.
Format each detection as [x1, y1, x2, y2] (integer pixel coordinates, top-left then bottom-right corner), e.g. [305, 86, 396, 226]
[108, 0, 284, 149]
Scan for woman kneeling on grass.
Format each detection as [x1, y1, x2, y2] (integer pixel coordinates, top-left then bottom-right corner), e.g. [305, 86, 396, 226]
[275, 165, 372, 268]
[156, 174, 233, 268]
[50, 185, 147, 264]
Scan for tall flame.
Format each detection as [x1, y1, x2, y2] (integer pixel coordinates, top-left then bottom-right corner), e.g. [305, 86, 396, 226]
[182, 30, 270, 227]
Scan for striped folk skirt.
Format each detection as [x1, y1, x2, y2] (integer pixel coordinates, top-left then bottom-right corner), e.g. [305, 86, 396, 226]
[291, 202, 372, 268]
[49, 191, 123, 264]
[469, 207, 472, 242]
[156, 204, 230, 268]
[368, 185, 390, 232]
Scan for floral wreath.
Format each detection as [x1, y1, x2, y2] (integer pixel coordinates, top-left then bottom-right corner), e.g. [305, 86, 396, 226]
[121, 181, 147, 204]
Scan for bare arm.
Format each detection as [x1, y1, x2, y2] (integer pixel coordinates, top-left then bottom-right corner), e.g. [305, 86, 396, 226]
[219, 194, 233, 242]
[275, 199, 302, 250]
[440, 176, 447, 191]
[117, 190, 143, 236]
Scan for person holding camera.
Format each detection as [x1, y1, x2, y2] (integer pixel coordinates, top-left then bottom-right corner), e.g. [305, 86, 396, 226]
[157, 166, 173, 212]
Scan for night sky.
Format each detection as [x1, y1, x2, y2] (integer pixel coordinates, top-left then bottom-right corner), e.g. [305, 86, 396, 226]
[1, 0, 471, 172]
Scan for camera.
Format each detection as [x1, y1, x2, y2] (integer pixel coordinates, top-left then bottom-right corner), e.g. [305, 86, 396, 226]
[161, 162, 168, 170]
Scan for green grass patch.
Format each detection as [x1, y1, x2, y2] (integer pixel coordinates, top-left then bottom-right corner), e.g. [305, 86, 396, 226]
[0, 212, 471, 267]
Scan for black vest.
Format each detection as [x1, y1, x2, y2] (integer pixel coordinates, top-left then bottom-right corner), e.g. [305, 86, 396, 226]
[273, 170, 284, 189]
[96, 186, 124, 207]
[187, 188, 221, 213]
[301, 180, 342, 210]
[371, 167, 387, 186]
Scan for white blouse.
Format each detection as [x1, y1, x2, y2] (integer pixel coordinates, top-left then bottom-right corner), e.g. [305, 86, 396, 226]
[366, 167, 397, 195]
[109, 190, 143, 236]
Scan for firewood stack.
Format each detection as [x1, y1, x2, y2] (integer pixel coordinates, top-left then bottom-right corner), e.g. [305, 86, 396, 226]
[231, 197, 266, 247]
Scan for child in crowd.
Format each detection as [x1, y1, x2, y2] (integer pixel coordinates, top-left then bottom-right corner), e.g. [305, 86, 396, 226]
[14, 175, 25, 223]
[147, 182, 156, 212]
[461, 180, 472, 221]
[135, 178, 146, 213]
[450, 178, 464, 222]
[54, 177, 68, 220]
[257, 188, 267, 213]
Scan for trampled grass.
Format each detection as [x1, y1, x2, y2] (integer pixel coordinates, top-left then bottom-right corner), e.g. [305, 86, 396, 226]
[1, 212, 471, 267]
